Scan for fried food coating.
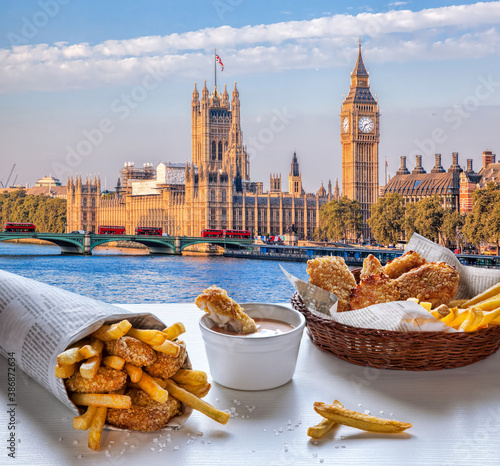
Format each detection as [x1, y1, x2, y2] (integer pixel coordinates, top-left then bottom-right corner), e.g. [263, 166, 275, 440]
[360, 254, 385, 281]
[396, 262, 459, 307]
[105, 336, 157, 367]
[144, 341, 187, 379]
[384, 251, 427, 279]
[65, 366, 127, 393]
[307, 256, 356, 312]
[349, 275, 401, 310]
[106, 388, 181, 431]
[195, 285, 257, 334]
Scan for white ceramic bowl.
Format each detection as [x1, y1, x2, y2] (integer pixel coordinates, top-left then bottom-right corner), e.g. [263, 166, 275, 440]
[199, 303, 306, 390]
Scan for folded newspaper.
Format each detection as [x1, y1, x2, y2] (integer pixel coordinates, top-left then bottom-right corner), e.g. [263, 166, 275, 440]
[0, 269, 191, 429]
[283, 233, 500, 332]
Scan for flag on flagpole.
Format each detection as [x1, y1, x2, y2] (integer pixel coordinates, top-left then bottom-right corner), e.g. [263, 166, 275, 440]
[216, 54, 224, 71]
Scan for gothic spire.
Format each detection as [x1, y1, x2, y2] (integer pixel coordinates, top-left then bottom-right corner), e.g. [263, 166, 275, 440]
[352, 38, 368, 77]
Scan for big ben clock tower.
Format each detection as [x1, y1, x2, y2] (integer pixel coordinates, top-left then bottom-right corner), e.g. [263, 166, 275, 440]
[340, 39, 379, 240]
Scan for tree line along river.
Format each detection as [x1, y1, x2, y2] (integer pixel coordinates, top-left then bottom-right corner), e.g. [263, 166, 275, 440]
[0, 242, 309, 304]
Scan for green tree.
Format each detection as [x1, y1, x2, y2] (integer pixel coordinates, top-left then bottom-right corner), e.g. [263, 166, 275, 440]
[404, 202, 418, 239]
[0, 190, 67, 233]
[413, 195, 444, 243]
[368, 193, 405, 245]
[441, 209, 464, 248]
[315, 196, 361, 242]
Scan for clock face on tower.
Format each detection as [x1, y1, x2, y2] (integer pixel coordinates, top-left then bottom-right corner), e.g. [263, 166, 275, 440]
[358, 116, 374, 133]
[342, 117, 349, 133]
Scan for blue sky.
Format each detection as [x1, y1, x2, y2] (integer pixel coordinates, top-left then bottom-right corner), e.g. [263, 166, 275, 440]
[0, 0, 499, 192]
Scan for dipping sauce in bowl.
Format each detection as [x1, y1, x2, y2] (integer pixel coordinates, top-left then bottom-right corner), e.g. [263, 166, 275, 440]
[210, 318, 295, 337]
[199, 303, 306, 390]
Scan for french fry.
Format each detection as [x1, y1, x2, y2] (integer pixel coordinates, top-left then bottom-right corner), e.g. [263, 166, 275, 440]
[440, 307, 458, 326]
[473, 297, 500, 312]
[177, 382, 211, 398]
[419, 302, 432, 312]
[152, 377, 167, 389]
[73, 405, 98, 430]
[459, 308, 484, 332]
[137, 372, 169, 404]
[150, 339, 180, 356]
[88, 406, 107, 451]
[165, 379, 230, 425]
[480, 308, 500, 327]
[102, 355, 126, 371]
[163, 322, 186, 340]
[57, 346, 86, 366]
[55, 363, 77, 378]
[314, 401, 412, 433]
[80, 354, 102, 379]
[448, 309, 470, 329]
[462, 282, 500, 307]
[172, 369, 208, 386]
[124, 363, 143, 383]
[92, 320, 132, 341]
[79, 337, 104, 359]
[307, 400, 343, 439]
[71, 393, 132, 409]
[126, 328, 167, 346]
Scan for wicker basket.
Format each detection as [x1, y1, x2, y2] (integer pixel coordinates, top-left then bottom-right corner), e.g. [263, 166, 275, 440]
[291, 292, 500, 371]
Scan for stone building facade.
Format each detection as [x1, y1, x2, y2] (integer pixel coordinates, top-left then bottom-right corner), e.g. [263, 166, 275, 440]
[384, 153, 463, 210]
[67, 82, 336, 238]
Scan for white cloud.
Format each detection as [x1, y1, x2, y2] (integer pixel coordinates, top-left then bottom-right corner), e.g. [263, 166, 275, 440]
[0, 1, 499, 93]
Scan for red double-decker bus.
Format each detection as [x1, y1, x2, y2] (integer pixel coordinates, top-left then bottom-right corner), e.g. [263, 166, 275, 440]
[201, 229, 224, 238]
[98, 225, 125, 235]
[201, 229, 250, 239]
[223, 229, 251, 239]
[3, 222, 36, 232]
[135, 226, 162, 236]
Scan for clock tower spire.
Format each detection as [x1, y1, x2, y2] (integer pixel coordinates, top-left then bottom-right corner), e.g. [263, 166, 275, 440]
[340, 39, 380, 240]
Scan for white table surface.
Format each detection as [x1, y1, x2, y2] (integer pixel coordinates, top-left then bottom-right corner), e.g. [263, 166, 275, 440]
[1, 303, 500, 466]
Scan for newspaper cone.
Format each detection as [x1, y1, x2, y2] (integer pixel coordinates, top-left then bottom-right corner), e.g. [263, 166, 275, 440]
[0, 268, 192, 429]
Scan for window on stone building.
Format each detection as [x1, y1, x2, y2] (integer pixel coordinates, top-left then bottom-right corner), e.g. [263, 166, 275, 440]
[211, 141, 216, 160]
[221, 208, 226, 221]
[218, 141, 223, 160]
[92, 198, 96, 207]
[211, 190, 216, 202]
[83, 198, 87, 207]
[221, 189, 226, 203]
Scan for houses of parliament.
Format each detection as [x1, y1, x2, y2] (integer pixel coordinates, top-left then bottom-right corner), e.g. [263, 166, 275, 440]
[67, 44, 380, 239]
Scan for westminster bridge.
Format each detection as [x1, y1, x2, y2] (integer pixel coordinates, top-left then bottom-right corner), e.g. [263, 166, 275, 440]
[0, 232, 253, 255]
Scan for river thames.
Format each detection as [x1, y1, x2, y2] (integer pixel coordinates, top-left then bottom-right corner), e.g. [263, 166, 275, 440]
[0, 242, 309, 304]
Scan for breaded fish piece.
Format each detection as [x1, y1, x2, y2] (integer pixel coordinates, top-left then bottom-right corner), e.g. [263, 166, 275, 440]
[306, 256, 357, 312]
[195, 285, 257, 334]
[396, 262, 459, 307]
[384, 251, 427, 279]
[107, 388, 181, 431]
[105, 336, 157, 367]
[360, 254, 385, 281]
[65, 366, 127, 393]
[144, 341, 187, 379]
[349, 275, 400, 310]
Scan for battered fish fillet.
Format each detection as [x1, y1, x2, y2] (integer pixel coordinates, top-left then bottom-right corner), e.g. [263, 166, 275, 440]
[144, 341, 187, 379]
[306, 256, 357, 312]
[106, 336, 157, 367]
[360, 254, 385, 281]
[65, 366, 127, 393]
[396, 262, 459, 307]
[384, 251, 427, 279]
[349, 275, 400, 310]
[107, 388, 182, 431]
[195, 285, 257, 334]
